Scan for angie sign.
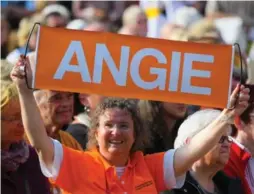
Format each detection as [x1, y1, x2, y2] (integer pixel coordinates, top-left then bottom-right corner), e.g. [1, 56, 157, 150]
[33, 26, 234, 108]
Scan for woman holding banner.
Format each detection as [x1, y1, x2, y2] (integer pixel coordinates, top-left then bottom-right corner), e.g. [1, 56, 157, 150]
[11, 56, 250, 194]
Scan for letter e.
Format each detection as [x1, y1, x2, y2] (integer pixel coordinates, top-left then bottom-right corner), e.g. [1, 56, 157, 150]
[181, 53, 214, 95]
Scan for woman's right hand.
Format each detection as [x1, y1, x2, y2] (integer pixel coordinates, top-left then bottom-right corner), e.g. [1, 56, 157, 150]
[10, 55, 33, 93]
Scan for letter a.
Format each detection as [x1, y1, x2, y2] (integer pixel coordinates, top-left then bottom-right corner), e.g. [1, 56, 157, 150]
[53, 41, 91, 82]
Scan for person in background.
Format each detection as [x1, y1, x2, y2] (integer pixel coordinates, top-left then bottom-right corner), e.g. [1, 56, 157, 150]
[66, 93, 104, 149]
[6, 14, 44, 64]
[84, 21, 108, 32]
[140, 1, 204, 38]
[0, 1, 38, 30]
[118, 5, 147, 37]
[172, 6, 203, 29]
[1, 60, 14, 81]
[51, 1, 72, 13]
[79, 6, 107, 24]
[224, 104, 254, 194]
[160, 23, 182, 39]
[78, 94, 105, 115]
[71, 93, 105, 120]
[32, 89, 82, 194]
[1, 12, 10, 58]
[160, 24, 188, 41]
[66, 19, 88, 30]
[72, 1, 138, 31]
[10, 55, 249, 194]
[172, 109, 242, 194]
[187, 18, 222, 44]
[32, 90, 82, 150]
[1, 81, 51, 194]
[65, 93, 91, 149]
[1, 11, 16, 59]
[72, 1, 108, 20]
[138, 100, 188, 153]
[41, 4, 70, 28]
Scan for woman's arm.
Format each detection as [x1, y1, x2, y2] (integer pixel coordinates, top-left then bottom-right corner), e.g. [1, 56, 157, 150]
[11, 56, 54, 168]
[173, 85, 249, 177]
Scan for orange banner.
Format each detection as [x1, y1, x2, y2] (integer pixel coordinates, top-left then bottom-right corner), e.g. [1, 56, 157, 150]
[33, 26, 234, 108]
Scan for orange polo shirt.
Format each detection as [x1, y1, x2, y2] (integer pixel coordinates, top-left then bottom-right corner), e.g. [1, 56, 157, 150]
[40, 139, 185, 194]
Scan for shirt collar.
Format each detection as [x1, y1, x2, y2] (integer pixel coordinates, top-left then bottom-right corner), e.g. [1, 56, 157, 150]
[231, 138, 252, 161]
[89, 148, 143, 170]
[231, 138, 247, 151]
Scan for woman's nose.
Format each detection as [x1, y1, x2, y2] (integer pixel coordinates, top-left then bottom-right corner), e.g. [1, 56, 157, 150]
[111, 126, 121, 135]
[221, 141, 230, 149]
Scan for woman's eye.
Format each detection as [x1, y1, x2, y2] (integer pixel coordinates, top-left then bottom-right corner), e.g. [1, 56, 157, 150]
[120, 124, 128, 129]
[105, 123, 113, 128]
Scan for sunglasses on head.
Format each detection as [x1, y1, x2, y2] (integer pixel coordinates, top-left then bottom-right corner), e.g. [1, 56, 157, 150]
[218, 135, 232, 144]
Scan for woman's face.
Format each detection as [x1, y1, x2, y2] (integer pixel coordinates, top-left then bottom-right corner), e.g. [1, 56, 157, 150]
[96, 108, 135, 157]
[46, 15, 67, 28]
[203, 127, 232, 166]
[135, 13, 147, 37]
[1, 100, 24, 148]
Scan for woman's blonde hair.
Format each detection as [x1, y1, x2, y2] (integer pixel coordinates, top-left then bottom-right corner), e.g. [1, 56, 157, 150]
[1, 81, 19, 111]
[187, 18, 221, 43]
[160, 24, 188, 41]
[1, 60, 14, 82]
[1, 60, 18, 110]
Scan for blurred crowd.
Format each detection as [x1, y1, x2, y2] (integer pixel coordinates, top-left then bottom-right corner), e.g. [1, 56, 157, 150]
[1, 1, 254, 194]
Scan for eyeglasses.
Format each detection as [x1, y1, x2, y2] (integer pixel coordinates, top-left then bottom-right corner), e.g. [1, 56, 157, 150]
[218, 136, 232, 144]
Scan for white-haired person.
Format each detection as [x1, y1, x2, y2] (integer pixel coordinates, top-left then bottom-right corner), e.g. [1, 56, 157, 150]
[42, 4, 70, 28]
[11, 55, 249, 194]
[172, 109, 243, 194]
[118, 5, 147, 37]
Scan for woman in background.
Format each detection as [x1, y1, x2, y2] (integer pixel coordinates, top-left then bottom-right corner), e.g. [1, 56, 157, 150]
[1, 81, 51, 194]
[172, 109, 242, 194]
